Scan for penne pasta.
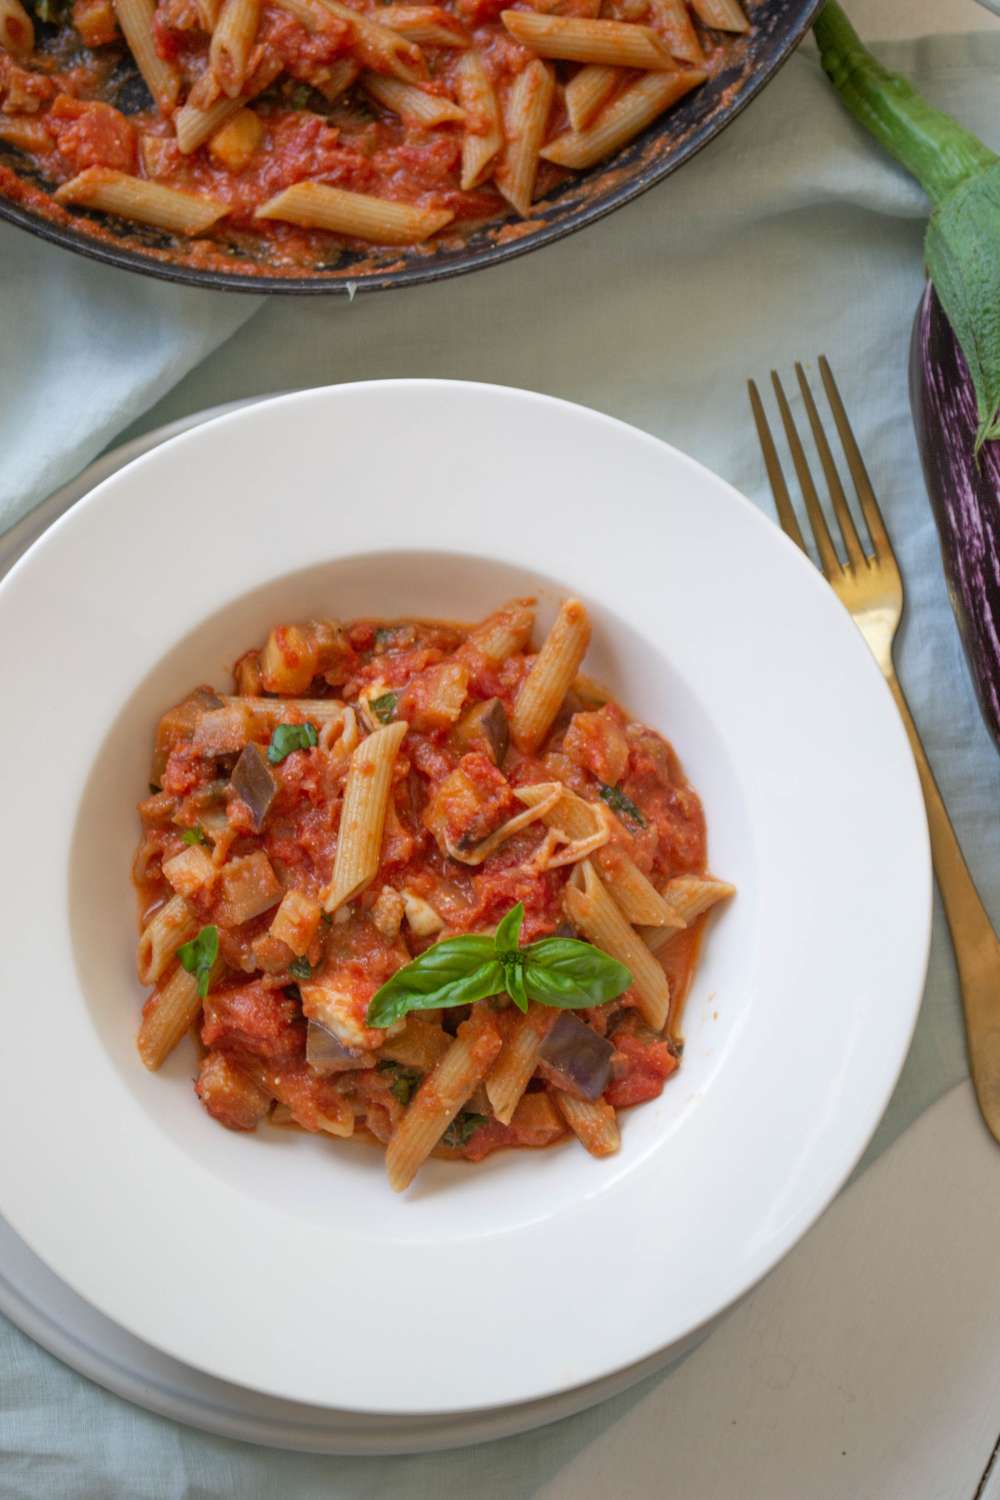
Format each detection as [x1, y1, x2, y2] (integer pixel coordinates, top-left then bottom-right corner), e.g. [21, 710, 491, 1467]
[0, 0, 33, 56]
[256, 180, 454, 244]
[541, 66, 705, 169]
[316, 56, 361, 101]
[565, 859, 670, 1029]
[137, 956, 222, 1070]
[553, 1091, 619, 1156]
[485, 1004, 555, 1124]
[137, 893, 199, 986]
[501, 11, 673, 70]
[378, 4, 470, 47]
[55, 168, 228, 233]
[649, 0, 703, 62]
[641, 874, 735, 952]
[689, 0, 748, 32]
[0, 116, 52, 151]
[313, 0, 427, 80]
[195, 0, 221, 28]
[515, 782, 610, 868]
[210, 0, 260, 97]
[454, 50, 503, 190]
[510, 598, 591, 753]
[323, 720, 408, 912]
[363, 72, 466, 127]
[495, 58, 554, 217]
[564, 63, 620, 134]
[385, 1007, 502, 1191]
[112, 0, 180, 114]
[594, 846, 684, 927]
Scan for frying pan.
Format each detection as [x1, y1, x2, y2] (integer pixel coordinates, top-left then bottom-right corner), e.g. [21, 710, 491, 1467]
[0, 0, 822, 293]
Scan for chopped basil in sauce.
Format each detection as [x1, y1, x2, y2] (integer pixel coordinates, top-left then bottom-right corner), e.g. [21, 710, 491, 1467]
[267, 721, 318, 764]
[370, 691, 398, 724]
[598, 782, 647, 828]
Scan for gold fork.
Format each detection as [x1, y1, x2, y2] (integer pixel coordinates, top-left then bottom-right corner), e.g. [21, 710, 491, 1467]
[749, 357, 1000, 1144]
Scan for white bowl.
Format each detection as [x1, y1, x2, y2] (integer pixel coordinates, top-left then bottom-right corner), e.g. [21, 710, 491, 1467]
[0, 382, 930, 1417]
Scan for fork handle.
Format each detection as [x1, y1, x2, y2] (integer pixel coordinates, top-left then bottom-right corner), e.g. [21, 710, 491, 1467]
[887, 670, 1000, 1138]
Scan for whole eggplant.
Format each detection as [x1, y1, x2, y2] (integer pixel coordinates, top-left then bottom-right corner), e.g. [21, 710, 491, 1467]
[910, 281, 1000, 753]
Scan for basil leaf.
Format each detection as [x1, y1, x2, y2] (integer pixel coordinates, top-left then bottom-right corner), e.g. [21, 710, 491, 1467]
[494, 901, 524, 955]
[370, 691, 398, 724]
[181, 826, 207, 846]
[505, 960, 529, 1013]
[267, 722, 318, 764]
[523, 937, 631, 1007]
[598, 783, 647, 829]
[441, 1112, 488, 1149]
[366, 943, 500, 1028]
[289, 955, 312, 980]
[177, 924, 219, 1000]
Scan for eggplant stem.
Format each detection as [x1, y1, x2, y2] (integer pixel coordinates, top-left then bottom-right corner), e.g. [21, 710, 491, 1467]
[814, 1, 998, 207]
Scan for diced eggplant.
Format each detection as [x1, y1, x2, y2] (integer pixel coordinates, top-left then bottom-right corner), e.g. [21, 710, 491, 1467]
[306, 1020, 373, 1074]
[150, 686, 224, 784]
[452, 697, 510, 766]
[538, 1013, 614, 1100]
[231, 743, 278, 830]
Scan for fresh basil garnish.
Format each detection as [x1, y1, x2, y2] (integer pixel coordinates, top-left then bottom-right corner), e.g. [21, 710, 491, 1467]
[442, 1112, 488, 1149]
[267, 722, 318, 764]
[365, 902, 631, 1027]
[370, 691, 398, 724]
[376, 1061, 421, 1105]
[289, 955, 313, 980]
[181, 826, 207, 846]
[598, 782, 647, 828]
[177, 925, 219, 1000]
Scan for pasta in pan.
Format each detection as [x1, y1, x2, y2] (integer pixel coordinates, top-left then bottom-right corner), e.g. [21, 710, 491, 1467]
[1, 0, 747, 263]
[133, 598, 733, 1192]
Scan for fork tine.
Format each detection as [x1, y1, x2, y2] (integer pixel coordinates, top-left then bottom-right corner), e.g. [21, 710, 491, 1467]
[794, 362, 867, 571]
[747, 380, 807, 554]
[770, 372, 842, 581]
[818, 357, 898, 567]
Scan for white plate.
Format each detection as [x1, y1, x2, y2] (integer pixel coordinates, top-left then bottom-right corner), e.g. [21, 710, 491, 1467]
[0, 381, 931, 1418]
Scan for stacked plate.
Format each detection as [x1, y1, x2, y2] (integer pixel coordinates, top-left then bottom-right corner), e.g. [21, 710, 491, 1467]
[0, 385, 930, 1453]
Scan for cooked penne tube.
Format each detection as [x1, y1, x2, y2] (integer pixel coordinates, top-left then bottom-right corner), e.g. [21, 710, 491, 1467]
[594, 846, 684, 927]
[0, 116, 51, 151]
[454, 49, 503, 190]
[55, 168, 228, 233]
[501, 11, 673, 69]
[565, 859, 670, 1029]
[112, 0, 180, 114]
[137, 956, 222, 1070]
[495, 57, 553, 217]
[511, 598, 591, 753]
[564, 63, 620, 133]
[541, 66, 705, 169]
[689, 0, 748, 32]
[462, 599, 535, 664]
[195, 0, 221, 28]
[316, 55, 361, 101]
[553, 1091, 619, 1156]
[0, 0, 33, 56]
[137, 893, 199, 986]
[220, 695, 348, 731]
[363, 72, 466, 126]
[378, 4, 469, 47]
[649, 0, 703, 61]
[313, 0, 426, 80]
[323, 721, 408, 912]
[446, 781, 561, 866]
[641, 874, 735, 952]
[515, 782, 610, 868]
[385, 1008, 502, 1191]
[210, 0, 260, 96]
[255, 180, 454, 243]
[485, 1004, 555, 1124]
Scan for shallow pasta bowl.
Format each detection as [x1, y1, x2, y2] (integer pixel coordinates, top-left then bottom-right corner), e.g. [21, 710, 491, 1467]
[0, 0, 820, 292]
[0, 381, 928, 1420]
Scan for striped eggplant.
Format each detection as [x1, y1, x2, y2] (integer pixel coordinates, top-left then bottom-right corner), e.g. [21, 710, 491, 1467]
[910, 283, 1000, 752]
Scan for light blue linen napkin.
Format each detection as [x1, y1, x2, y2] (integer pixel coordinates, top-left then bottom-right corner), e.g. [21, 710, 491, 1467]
[1, 18, 999, 1497]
